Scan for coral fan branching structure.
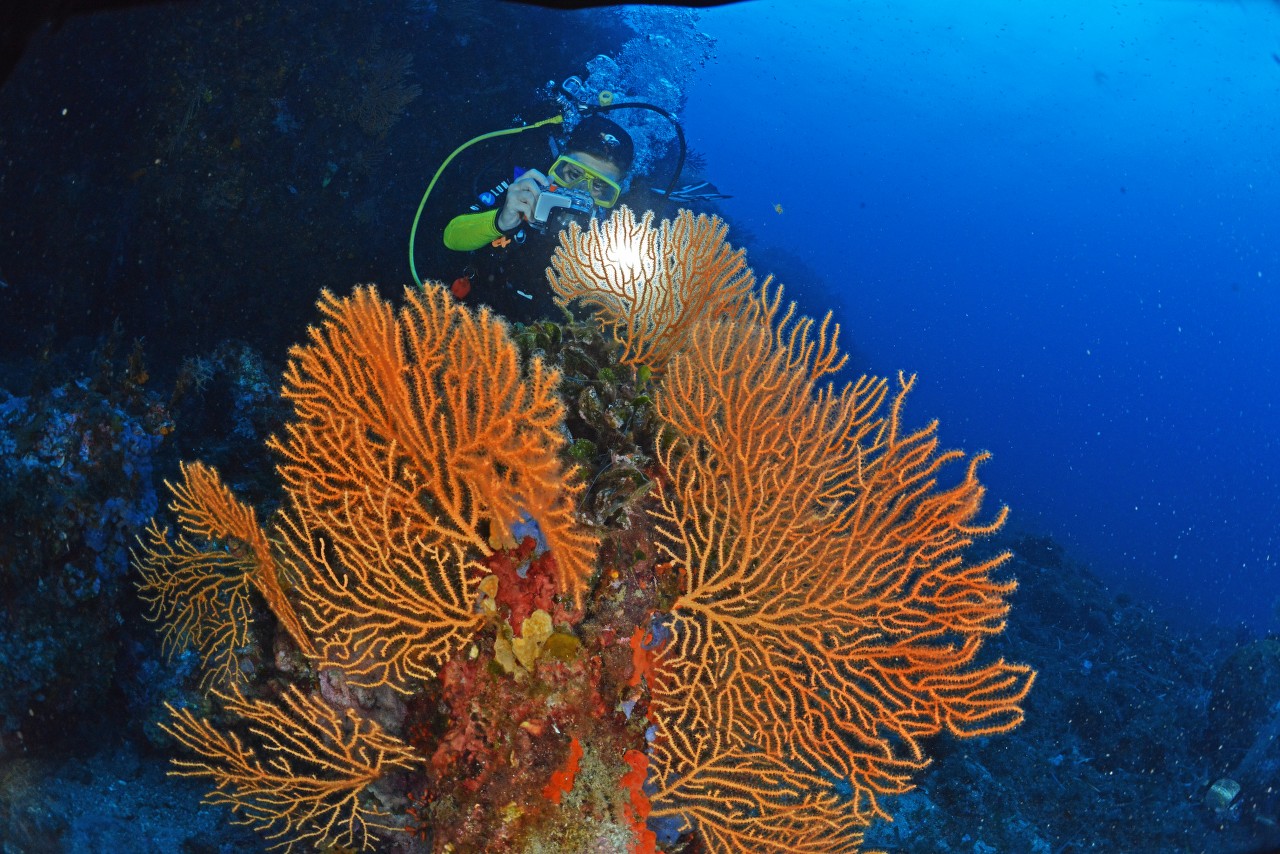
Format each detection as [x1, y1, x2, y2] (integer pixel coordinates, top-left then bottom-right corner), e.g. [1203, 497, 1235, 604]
[135, 461, 315, 689]
[646, 290, 1035, 852]
[548, 207, 755, 371]
[162, 683, 420, 852]
[134, 285, 600, 850]
[553, 205, 1034, 852]
[134, 205, 1032, 853]
[270, 285, 598, 690]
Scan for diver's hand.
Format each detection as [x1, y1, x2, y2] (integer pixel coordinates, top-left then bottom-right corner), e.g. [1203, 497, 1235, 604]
[496, 169, 550, 231]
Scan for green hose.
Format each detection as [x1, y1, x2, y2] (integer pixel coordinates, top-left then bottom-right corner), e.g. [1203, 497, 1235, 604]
[408, 114, 564, 289]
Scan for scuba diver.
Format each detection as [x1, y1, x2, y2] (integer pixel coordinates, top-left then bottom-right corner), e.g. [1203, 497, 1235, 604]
[443, 114, 633, 253]
[408, 73, 729, 321]
[437, 113, 635, 321]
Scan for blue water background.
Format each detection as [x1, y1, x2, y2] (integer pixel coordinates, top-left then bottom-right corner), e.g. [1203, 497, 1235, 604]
[682, 0, 1279, 632]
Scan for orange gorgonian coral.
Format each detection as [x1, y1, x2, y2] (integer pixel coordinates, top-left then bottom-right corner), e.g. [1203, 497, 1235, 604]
[644, 286, 1036, 852]
[134, 461, 315, 689]
[134, 204, 1034, 853]
[133, 284, 601, 850]
[547, 206, 755, 370]
[270, 284, 598, 691]
[162, 683, 420, 852]
[136, 285, 596, 693]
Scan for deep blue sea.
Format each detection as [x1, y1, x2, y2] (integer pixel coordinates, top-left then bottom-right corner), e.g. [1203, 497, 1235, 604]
[683, 0, 1280, 634]
[2, 1, 1279, 852]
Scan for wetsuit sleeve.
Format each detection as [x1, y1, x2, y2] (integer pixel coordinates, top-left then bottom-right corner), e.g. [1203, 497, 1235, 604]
[443, 209, 503, 252]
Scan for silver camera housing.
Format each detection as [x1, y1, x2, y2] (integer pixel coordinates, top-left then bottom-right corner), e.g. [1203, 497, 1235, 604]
[532, 187, 594, 224]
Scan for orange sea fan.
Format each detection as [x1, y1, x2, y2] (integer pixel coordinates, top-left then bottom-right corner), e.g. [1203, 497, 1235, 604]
[645, 288, 1035, 850]
[133, 283, 601, 853]
[547, 206, 755, 370]
[162, 683, 420, 852]
[268, 285, 598, 690]
[134, 461, 315, 689]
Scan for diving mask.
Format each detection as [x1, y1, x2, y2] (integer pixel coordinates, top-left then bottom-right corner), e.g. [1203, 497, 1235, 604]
[548, 155, 623, 209]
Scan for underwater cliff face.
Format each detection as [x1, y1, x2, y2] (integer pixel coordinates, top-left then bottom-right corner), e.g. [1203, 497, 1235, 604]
[0, 1, 629, 368]
[0, 1, 1278, 853]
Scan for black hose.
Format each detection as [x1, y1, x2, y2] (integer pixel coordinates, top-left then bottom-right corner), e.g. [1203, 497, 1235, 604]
[589, 101, 687, 201]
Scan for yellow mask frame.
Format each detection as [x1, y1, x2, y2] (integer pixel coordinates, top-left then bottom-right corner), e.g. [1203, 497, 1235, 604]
[548, 155, 623, 208]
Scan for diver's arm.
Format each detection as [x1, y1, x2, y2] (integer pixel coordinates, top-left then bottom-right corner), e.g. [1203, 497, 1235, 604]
[443, 210, 504, 252]
[443, 170, 551, 252]
[496, 170, 550, 231]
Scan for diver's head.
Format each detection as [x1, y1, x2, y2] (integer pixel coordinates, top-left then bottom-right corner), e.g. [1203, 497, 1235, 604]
[566, 114, 634, 175]
[549, 115, 633, 209]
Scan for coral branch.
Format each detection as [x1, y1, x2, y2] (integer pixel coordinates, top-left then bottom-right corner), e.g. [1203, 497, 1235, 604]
[268, 285, 597, 690]
[134, 519, 256, 689]
[648, 739, 885, 854]
[134, 461, 315, 688]
[162, 684, 419, 852]
[645, 286, 1035, 849]
[548, 206, 755, 370]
